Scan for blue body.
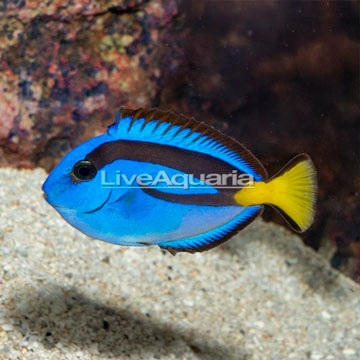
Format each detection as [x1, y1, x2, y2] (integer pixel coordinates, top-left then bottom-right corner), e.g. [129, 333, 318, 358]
[42, 112, 262, 251]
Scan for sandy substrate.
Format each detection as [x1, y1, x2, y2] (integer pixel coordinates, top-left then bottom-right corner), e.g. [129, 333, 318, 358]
[0, 168, 359, 360]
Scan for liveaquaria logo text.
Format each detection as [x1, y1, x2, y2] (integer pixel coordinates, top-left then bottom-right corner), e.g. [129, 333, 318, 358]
[101, 170, 254, 189]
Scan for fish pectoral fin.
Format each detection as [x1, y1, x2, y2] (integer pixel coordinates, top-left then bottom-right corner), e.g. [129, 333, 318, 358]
[158, 205, 262, 254]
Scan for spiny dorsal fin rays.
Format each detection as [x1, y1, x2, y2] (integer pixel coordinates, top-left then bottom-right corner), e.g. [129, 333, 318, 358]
[113, 107, 205, 145]
[150, 109, 174, 133]
[192, 127, 210, 144]
[152, 110, 173, 133]
[183, 121, 203, 140]
[107, 107, 268, 181]
[127, 108, 146, 132]
[140, 109, 158, 131]
[162, 120, 178, 136]
[172, 119, 193, 138]
[116, 107, 202, 142]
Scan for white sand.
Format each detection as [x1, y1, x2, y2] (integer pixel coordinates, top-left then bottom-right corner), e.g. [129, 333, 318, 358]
[0, 168, 359, 360]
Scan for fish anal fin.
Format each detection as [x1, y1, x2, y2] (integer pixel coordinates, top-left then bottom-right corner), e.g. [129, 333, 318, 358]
[158, 205, 263, 254]
[163, 247, 180, 256]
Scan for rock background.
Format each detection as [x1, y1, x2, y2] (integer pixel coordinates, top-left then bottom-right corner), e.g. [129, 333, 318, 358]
[0, 0, 182, 169]
[0, 168, 359, 360]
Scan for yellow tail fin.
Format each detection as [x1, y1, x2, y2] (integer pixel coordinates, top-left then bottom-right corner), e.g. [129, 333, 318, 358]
[234, 154, 317, 232]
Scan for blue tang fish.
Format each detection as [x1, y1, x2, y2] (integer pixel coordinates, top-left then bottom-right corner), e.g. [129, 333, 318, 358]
[42, 107, 317, 254]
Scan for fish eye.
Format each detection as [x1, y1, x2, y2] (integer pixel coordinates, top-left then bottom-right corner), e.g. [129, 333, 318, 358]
[72, 160, 97, 181]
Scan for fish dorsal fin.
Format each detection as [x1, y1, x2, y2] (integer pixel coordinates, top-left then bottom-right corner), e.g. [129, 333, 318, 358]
[158, 205, 263, 254]
[107, 107, 267, 180]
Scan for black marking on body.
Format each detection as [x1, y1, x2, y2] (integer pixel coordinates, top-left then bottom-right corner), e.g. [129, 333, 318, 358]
[107, 107, 268, 180]
[86, 140, 238, 181]
[84, 107, 268, 209]
[140, 184, 238, 207]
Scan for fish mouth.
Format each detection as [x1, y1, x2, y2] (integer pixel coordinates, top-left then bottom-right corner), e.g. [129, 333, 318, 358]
[42, 192, 65, 210]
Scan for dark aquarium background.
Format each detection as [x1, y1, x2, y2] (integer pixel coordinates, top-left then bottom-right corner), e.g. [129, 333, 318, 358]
[0, 0, 359, 280]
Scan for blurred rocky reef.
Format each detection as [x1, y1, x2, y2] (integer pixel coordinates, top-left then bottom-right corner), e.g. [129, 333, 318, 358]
[0, 0, 182, 169]
[0, 0, 359, 281]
